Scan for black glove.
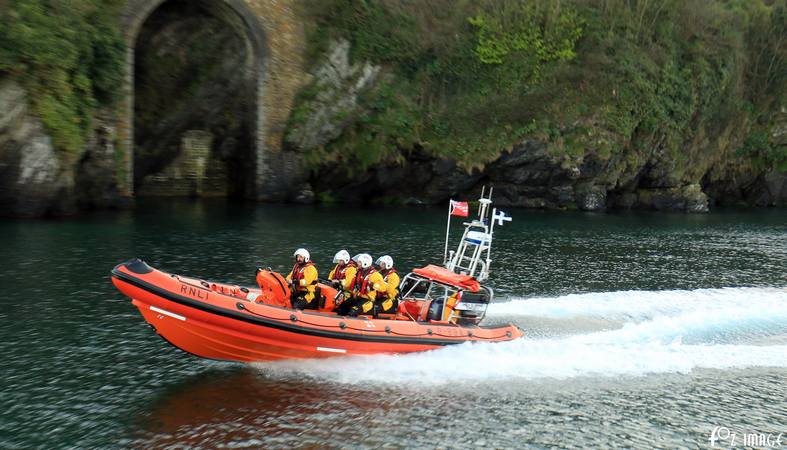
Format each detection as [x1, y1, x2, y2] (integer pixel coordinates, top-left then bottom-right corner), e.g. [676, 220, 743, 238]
[332, 281, 342, 289]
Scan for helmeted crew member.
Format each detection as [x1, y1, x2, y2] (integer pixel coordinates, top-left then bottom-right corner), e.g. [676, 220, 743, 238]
[374, 255, 400, 316]
[335, 253, 387, 317]
[285, 248, 319, 310]
[328, 249, 357, 298]
[443, 291, 461, 323]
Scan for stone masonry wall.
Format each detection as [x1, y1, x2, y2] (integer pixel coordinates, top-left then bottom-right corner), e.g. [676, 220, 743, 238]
[120, 0, 310, 200]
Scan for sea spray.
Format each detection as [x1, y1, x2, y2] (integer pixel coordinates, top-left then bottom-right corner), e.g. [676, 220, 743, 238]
[255, 287, 787, 383]
[489, 287, 787, 321]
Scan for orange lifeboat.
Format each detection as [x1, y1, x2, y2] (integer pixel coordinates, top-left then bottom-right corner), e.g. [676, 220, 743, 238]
[110, 258, 523, 362]
[111, 188, 523, 362]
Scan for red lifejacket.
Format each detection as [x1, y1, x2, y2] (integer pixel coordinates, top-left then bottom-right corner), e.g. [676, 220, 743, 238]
[291, 261, 315, 288]
[330, 263, 349, 281]
[353, 267, 378, 296]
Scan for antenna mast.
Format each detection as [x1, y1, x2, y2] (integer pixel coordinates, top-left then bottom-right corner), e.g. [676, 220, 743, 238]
[445, 187, 496, 282]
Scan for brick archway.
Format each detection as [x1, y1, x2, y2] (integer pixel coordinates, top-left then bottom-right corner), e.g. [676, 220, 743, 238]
[118, 0, 268, 197]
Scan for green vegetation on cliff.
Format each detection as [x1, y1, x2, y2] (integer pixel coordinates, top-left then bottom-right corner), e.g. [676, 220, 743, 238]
[293, 0, 786, 174]
[0, 0, 125, 155]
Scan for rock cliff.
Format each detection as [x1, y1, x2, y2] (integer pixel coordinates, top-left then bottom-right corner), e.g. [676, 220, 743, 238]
[1, 0, 784, 216]
[0, 79, 124, 217]
[285, 0, 786, 212]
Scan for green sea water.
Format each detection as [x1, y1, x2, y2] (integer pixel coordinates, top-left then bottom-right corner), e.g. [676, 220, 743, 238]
[0, 199, 785, 448]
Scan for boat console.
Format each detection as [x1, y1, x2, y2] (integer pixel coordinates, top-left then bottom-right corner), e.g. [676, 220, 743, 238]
[396, 186, 510, 324]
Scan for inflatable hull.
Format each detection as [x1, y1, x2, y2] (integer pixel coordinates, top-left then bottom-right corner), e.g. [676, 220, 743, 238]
[111, 259, 523, 362]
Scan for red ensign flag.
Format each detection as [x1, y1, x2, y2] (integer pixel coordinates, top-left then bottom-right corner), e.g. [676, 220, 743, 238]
[450, 200, 469, 217]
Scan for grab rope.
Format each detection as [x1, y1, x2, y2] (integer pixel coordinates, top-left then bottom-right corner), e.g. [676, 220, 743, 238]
[236, 302, 512, 340]
[115, 268, 514, 341]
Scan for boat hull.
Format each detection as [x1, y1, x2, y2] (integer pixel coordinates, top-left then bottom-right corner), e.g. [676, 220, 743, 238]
[111, 259, 523, 362]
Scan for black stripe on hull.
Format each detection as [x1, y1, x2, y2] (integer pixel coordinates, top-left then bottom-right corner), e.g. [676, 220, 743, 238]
[112, 268, 471, 347]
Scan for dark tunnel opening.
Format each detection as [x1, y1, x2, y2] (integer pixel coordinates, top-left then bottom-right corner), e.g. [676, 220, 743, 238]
[133, 0, 258, 198]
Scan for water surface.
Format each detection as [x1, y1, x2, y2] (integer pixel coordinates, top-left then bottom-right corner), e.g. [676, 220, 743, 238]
[0, 199, 785, 448]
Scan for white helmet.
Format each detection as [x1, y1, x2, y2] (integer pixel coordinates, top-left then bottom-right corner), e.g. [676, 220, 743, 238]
[357, 253, 373, 269]
[333, 249, 350, 264]
[351, 254, 362, 264]
[293, 248, 310, 262]
[376, 255, 393, 270]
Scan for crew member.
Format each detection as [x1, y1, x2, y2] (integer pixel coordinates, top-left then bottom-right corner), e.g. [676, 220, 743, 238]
[285, 248, 318, 310]
[443, 291, 461, 323]
[335, 253, 387, 317]
[374, 255, 400, 316]
[328, 249, 357, 299]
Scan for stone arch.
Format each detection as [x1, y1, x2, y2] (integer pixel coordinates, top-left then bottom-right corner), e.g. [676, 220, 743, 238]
[118, 0, 267, 197]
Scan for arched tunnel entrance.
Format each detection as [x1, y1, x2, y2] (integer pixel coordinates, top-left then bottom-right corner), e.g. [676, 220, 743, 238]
[131, 0, 262, 198]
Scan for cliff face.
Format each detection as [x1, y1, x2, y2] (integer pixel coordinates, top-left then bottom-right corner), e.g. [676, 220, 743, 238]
[293, 64, 786, 212]
[702, 107, 787, 207]
[0, 79, 68, 217]
[0, 79, 123, 217]
[286, 0, 787, 211]
[1, 0, 784, 216]
[307, 138, 718, 212]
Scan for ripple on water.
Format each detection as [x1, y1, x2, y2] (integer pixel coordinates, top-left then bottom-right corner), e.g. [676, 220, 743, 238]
[0, 203, 785, 448]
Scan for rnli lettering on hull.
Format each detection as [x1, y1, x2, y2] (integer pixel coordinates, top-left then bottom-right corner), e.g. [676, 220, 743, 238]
[180, 283, 209, 300]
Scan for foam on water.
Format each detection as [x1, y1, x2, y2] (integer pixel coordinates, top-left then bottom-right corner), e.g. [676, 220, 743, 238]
[489, 287, 787, 321]
[255, 287, 787, 383]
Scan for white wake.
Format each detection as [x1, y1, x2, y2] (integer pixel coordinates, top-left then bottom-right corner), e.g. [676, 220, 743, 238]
[254, 287, 787, 383]
[488, 287, 787, 321]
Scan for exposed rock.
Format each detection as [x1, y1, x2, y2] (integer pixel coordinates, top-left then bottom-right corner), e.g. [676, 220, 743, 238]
[550, 185, 576, 207]
[745, 171, 787, 207]
[308, 136, 717, 213]
[291, 183, 315, 204]
[521, 197, 548, 208]
[488, 141, 561, 186]
[403, 197, 426, 206]
[763, 172, 787, 205]
[285, 39, 380, 151]
[75, 112, 126, 210]
[576, 152, 612, 180]
[495, 141, 550, 167]
[682, 184, 711, 213]
[575, 184, 607, 211]
[0, 79, 74, 217]
[638, 154, 682, 188]
[702, 165, 786, 208]
[609, 192, 637, 209]
[631, 184, 709, 213]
